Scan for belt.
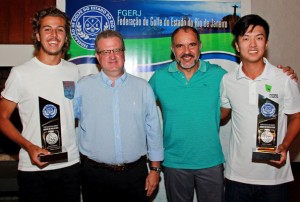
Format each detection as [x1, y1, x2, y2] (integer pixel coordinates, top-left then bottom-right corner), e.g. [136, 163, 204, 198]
[80, 154, 147, 172]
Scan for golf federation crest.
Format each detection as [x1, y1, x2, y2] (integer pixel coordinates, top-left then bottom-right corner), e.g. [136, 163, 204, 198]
[261, 102, 276, 118]
[42, 104, 57, 119]
[71, 5, 116, 50]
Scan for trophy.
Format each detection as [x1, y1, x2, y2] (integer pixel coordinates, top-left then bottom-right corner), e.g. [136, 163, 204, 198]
[38, 97, 68, 162]
[252, 94, 280, 161]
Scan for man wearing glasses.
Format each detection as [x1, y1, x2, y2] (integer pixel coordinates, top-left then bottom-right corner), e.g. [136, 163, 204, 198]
[73, 30, 164, 202]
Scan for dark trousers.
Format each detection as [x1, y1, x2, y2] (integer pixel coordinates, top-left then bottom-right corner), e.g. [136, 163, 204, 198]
[18, 163, 81, 202]
[81, 157, 149, 202]
[225, 179, 288, 202]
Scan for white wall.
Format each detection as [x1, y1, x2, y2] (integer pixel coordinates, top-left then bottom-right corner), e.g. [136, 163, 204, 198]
[252, 0, 300, 76]
[251, 0, 300, 161]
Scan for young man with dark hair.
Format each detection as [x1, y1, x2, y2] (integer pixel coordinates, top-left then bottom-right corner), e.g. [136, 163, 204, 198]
[221, 14, 300, 202]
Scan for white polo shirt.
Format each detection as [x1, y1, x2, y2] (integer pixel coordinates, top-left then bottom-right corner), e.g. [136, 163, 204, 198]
[221, 58, 300, 185]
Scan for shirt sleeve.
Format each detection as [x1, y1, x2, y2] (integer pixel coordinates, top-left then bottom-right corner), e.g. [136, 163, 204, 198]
[220, 76, 231, 109]
[145, 84, 164, 161]
[148, 72, 158, 101]
[1, 67, 22, 103]
[283, 78, 300, 114]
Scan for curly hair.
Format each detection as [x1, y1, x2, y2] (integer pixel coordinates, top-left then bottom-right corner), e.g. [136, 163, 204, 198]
[32, 7, 71, 53]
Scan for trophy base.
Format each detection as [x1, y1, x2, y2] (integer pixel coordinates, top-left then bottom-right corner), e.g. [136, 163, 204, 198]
[252, 148, 281, 161]
[39, 150, 68, 163]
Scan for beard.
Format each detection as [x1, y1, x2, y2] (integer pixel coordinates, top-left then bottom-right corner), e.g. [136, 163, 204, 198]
[174, 53, 200, 69]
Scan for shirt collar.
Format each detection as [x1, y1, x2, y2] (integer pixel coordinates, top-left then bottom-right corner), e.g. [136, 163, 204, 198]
[99, 69, 127, 87]
[236, 57, 274, 80]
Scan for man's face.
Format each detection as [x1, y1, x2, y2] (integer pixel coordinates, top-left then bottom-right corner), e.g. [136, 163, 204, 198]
[95, 37, 125, 76]
[171, 29, 201, 70]
[235, 25, 268, 64]
[36, 16, 66, 56]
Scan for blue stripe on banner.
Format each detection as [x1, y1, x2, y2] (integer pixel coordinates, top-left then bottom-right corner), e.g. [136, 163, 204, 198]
[202, 52, 240, 63]
[69, 52, 240, 72]
[69, 57, 98, 65]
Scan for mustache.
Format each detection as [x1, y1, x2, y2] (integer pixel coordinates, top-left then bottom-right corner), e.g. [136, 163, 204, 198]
[48, 36, 60, 41]
[181, 54, 194, 58]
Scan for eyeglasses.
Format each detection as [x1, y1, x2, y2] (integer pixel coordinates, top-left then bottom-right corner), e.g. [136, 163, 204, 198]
[97, 48, 124, 56]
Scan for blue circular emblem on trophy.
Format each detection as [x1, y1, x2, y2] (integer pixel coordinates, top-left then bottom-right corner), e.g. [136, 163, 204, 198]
[42, 104, 58, 119]
[261, 102, 276, 118]
[71, 5, 116, 50]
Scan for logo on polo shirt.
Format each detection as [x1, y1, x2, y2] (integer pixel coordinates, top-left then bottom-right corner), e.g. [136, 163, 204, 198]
[269, 94, 278, 98]
[265, 84, 272, 93]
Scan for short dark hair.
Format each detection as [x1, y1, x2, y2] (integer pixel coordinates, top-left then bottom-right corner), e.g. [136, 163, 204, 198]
[32, 7, 71, 53]
[232, 14, 269, 43]
[171, 26, 201, 46]
[94, 30, 125, 52]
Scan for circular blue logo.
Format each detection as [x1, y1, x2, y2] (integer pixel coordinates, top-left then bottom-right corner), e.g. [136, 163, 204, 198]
[261, 102, 276, 118]
[42, 104, 57, 119]
[70, 5, 116, 50]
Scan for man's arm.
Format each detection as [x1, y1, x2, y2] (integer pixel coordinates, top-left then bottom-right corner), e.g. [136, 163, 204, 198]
[0, 98, 49, 167]
[220, 107, 231, 125]
[271, 112, 300, 166]
[144, 84, 164, 197]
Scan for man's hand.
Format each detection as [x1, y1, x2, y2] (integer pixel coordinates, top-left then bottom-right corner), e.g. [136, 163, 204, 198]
[277, 65, 298, 81]
[27, 144, 50, 168]
[145, 171, 160, 197]
[269, 144, 287, 168]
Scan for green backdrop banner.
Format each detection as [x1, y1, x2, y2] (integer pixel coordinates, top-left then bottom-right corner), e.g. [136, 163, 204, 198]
[66, 0, 241, 79]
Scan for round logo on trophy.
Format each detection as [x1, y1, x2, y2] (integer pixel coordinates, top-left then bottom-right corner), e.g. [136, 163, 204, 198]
[42, 104, 57, 119]
[261, 129, 274, 143]
[45, 132, 59, 145]
[261, 102, 276, 118]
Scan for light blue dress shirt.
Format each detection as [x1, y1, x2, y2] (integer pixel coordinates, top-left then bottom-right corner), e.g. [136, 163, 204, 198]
[74, 70, 164, 164]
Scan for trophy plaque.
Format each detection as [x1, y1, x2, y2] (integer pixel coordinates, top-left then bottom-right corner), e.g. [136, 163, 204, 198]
[38, 97, 68, 162]
[252, 94, 281, 161]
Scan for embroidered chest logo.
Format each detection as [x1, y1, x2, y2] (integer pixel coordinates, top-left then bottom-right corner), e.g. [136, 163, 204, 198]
[265, 84, 278, 99]
[265, 84, 272, 92]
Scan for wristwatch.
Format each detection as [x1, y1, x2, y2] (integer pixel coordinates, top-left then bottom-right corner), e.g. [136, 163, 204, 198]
[150, 166, 162, 173]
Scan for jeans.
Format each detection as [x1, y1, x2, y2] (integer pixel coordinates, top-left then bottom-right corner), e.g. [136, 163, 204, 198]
[225, 179, 288, 202]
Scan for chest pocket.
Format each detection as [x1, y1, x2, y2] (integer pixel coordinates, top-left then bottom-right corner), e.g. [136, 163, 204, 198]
[63, 81, 75, 99]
